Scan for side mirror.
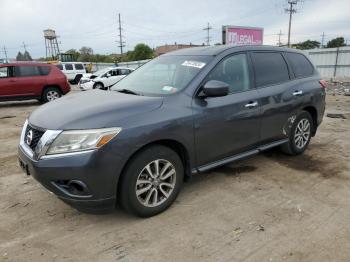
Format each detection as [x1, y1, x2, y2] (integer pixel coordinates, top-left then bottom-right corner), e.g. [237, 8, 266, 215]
[201, 80, 229, 97]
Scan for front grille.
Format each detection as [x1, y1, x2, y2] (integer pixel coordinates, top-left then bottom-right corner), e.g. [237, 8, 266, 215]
[24, 125, 45, 151]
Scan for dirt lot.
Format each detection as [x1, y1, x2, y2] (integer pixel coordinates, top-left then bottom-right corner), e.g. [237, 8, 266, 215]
[0, 92, 349, 262]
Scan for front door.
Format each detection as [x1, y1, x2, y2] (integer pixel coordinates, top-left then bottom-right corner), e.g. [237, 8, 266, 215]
[193, 53, 261, 167]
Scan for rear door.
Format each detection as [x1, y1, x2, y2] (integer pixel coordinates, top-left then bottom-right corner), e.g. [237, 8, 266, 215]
[63, 64, 74, 80]
[13, 65, 45, 96]
[250, 51, 298, 144]
[0, 66, 16, 97]
[193, 53, 261, 167]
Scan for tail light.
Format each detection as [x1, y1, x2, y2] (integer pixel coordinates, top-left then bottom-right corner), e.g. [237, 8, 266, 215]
[319, 79, 328, 89]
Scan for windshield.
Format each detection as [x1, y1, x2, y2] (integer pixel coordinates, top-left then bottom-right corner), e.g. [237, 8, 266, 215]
[111, 55, 211, 95]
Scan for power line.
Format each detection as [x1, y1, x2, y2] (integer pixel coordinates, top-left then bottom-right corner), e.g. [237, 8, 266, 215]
[117, 13, 125, 56]
[203, 22, 212, 46]
[285, 0, 298, 47]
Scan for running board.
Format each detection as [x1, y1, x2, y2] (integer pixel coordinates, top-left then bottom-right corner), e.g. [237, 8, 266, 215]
[194, 139, 288, 173]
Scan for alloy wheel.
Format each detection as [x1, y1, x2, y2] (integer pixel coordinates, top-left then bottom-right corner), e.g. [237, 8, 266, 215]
[135, 159, 176, 207]
[294, 118, 311, 149]
[46, 90, 60, 101]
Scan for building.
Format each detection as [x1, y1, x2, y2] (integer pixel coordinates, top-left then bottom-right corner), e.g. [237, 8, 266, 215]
[155, 43, 202, 56]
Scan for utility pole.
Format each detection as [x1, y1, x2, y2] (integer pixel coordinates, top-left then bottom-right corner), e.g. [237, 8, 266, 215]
[320, 32, 325, 48]
[203, 22, 212, 46]
[3, 46, 8, 60]
[277, 30, 283, 46]
[285, 0, 297, 47]
[117, 13, 125, 56]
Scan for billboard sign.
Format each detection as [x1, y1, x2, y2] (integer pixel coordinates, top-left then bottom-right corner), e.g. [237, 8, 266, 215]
[222, 26, 263, 46]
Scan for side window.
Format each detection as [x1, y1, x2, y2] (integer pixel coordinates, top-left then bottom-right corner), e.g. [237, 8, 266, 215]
[39, 66, 51, 76]
[119, 69, 130, 75]
[285, 52, 314, 78]
[205, 53, 251, 93]
[74, 64, 84, 70]
[111, 69, 117, 76]
[56, 64, 63, 70]
[15, 66, 41, 77]
[251, 52, 290, 87]
[64, 64, 73, 70]
[0, 67, 10, 78]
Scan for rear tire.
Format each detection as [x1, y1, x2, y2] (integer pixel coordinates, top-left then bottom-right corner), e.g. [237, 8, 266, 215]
[281, 111, 313, 155]
[118, 145, 184, 217]
[42, 87, 62, 103]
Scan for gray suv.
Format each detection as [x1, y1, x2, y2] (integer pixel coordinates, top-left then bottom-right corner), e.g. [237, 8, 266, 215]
[18, 45, 326, 217]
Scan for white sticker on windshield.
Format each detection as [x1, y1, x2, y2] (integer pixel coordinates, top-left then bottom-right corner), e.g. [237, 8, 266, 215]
[181, 60, 206, 69]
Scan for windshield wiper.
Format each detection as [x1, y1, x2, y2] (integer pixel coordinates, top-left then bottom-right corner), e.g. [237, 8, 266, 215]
[116, 89, 140, 95]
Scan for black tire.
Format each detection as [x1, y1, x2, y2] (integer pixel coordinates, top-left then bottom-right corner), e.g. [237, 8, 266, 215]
[93, 82, 104, 90]
[281, 111, 313, 155]
[73, 74, 82, 84]
[118, 145, 184, 217]
[42, 87, 62, 103]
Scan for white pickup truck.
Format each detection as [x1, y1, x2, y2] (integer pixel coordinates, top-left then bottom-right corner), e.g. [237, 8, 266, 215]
[79, 67, 134, 90]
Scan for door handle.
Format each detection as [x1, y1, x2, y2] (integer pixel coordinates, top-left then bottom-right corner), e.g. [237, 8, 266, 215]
[293, 90, 303, 96]
[245, 101, 258, 108]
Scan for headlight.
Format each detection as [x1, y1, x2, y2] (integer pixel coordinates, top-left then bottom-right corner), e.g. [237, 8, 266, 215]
[46, 127, 122, 155]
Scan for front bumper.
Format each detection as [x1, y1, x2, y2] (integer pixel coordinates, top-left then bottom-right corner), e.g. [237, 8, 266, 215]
[18, 144, 118, 213]
[79, 81, 94, 90]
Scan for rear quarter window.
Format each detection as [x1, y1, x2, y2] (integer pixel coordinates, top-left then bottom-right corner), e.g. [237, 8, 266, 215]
[285, 52, 314, 78]
[56, 64, 63, 70]
[39, 66, 51, 76]
[74, 64, 84, 70]
[251, 52, 290, 87]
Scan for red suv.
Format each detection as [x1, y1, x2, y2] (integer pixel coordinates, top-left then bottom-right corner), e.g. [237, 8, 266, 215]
[0, 63, 71, 103]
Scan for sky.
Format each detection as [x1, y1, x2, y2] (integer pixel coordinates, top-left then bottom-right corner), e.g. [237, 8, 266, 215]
[0, 0, 350, 58]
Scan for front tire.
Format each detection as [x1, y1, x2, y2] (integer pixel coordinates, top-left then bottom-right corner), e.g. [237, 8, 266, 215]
[118, 145, 184, 217]
[42, 87, 62, 103]
[93, 82, 104, 90]
[281, 111, 313, 155]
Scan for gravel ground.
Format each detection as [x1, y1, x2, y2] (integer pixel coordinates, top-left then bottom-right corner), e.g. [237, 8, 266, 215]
[0, 92, 349, 262]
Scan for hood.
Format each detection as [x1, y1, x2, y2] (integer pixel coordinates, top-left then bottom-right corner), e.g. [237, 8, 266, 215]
[82, 73, 93, 78]
[29, 90, 163, 130]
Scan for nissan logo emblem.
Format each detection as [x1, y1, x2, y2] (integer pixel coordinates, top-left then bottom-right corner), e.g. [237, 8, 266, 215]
[26, 130, 33, 146]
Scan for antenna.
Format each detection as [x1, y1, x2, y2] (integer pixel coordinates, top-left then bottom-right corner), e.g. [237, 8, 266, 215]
[320, 32, 326, 48]
[3, 46, 8, 60]
[203, 22, 212, 46]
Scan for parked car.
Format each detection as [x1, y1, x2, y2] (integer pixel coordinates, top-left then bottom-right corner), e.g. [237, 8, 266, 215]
[0, 62, 70, 102]
[18, 46, 326, 217]
[79, 67, 134, 90]
[56, 62, 86, 84]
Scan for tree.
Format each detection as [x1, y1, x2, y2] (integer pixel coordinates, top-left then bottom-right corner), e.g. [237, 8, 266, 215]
[292, 40, 320, 50]
[131, 43, 154, 60]
[23, 51, 33, 61]
[16, 52, 24, 61]
[327, 37, 346, 48]
[78, 46, 93, 61]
